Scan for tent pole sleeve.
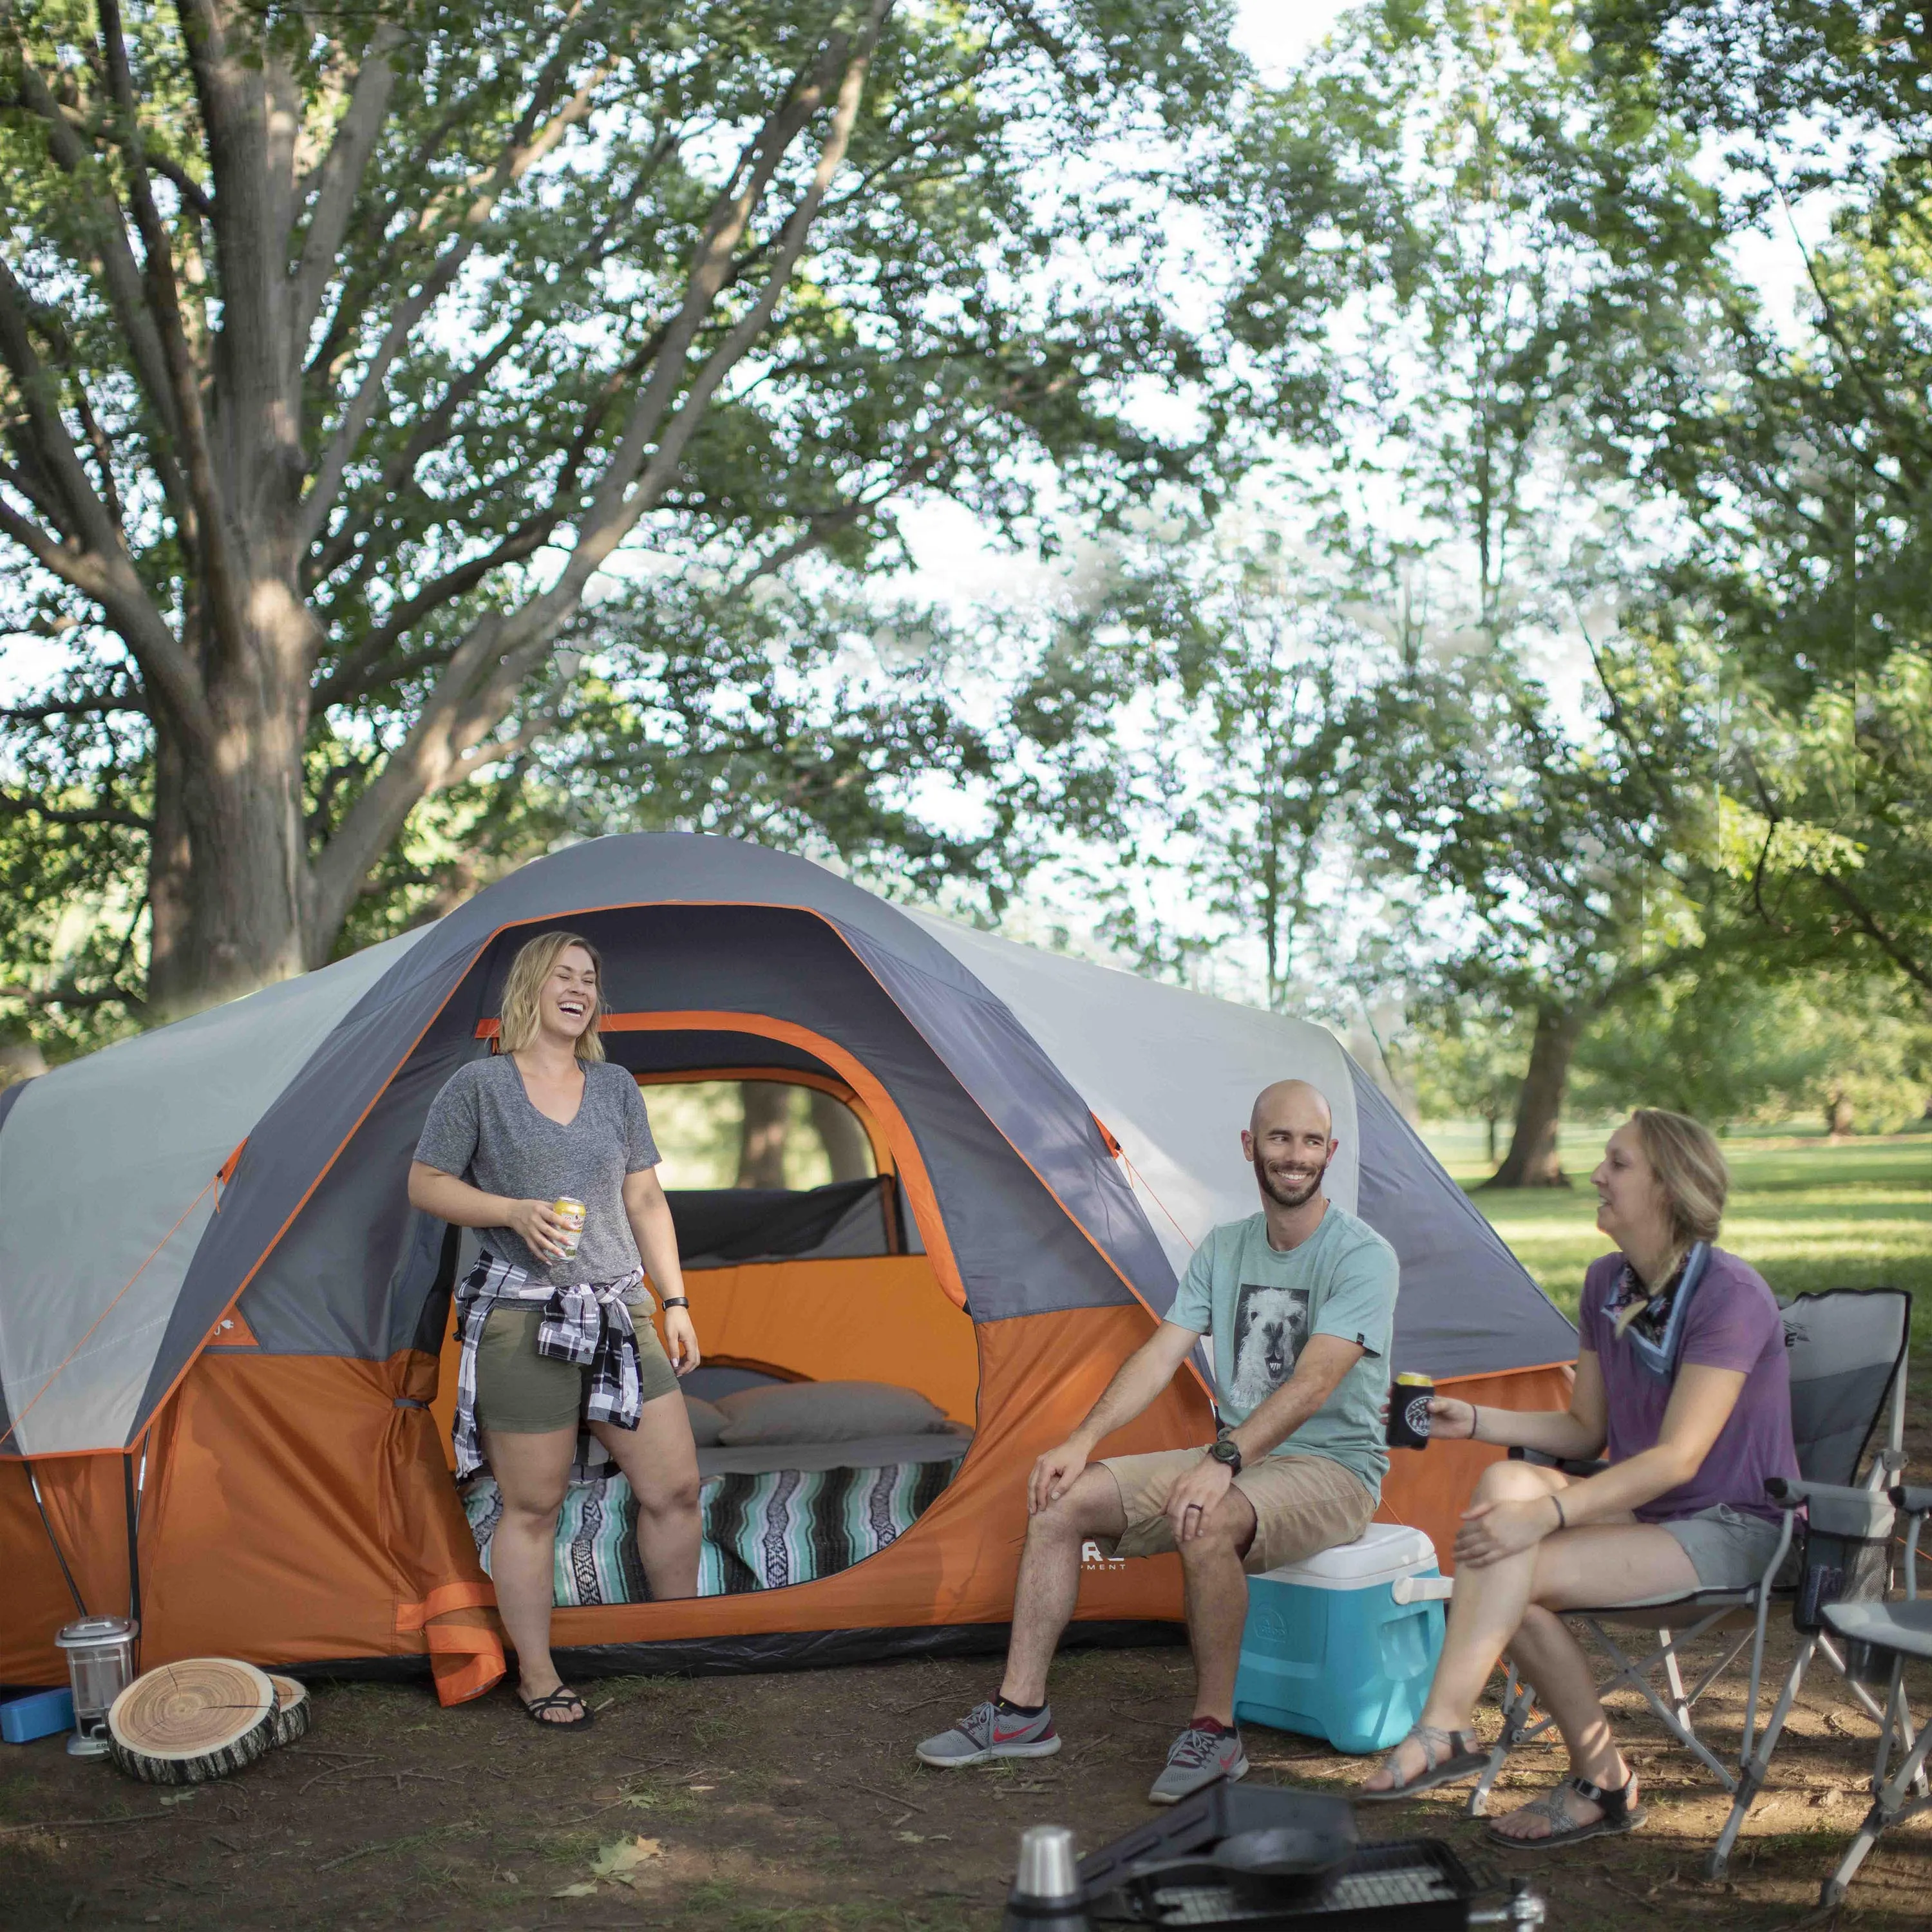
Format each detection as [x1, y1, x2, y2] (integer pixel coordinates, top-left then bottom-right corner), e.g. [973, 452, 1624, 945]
[27, 1462, 88, 1618]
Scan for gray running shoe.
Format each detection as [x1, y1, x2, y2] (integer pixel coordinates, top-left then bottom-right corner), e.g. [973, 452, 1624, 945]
[915, 1699, 1061, 1768]
[1148, 1721, 1249, 1804]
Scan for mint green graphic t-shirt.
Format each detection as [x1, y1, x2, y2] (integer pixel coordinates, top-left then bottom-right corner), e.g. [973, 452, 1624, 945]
[1167, 1204, 1399, 1501]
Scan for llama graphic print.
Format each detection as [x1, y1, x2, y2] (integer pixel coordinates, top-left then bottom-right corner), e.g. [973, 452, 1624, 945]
[1227, 1282, 1312, 1412]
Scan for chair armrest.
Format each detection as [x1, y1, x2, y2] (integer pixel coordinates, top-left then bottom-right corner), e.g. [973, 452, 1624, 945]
[1766, 1477, 1895, 1537]
[1508, 1446, 1609, 1477]
[1890, 1484, 1932, 1516]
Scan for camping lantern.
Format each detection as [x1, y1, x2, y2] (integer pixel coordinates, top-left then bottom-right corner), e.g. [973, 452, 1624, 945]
[53, 1616, 138, 1757]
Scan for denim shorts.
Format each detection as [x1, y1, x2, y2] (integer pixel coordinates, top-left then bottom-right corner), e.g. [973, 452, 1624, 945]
[1660, 1504, 1786, 1589]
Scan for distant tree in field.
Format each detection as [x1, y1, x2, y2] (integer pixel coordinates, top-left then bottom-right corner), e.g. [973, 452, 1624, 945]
[0, 0, 1236, 1034]
[1406, 1003, 1528, 1167]
[1571, 962, 1932, 1138]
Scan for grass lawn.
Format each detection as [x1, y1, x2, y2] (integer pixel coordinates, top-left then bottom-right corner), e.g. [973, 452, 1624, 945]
[1423, 1121, 1932, 1375]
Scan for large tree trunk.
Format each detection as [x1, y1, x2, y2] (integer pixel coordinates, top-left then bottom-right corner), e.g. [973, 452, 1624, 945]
[736, 1083, 793, 1189]
[144, 603, 313, 1018]
[809, 1088, 874, 1182]
[1488, 1005, 1584, 1188]
[2, 1, 895, 1025]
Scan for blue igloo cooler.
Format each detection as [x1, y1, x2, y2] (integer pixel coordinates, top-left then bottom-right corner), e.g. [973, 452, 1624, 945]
[1233, 1520, 1448, 1754]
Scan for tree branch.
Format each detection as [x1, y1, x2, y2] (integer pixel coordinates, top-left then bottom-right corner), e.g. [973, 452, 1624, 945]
[303, 133, 678, 589]
[306, 316, 537, 583]
[289, 22, 407, 354]
[0, 498, 207, 740]
[14, 84, 216, 218]
[0, 256, 127, 542]
[524, 2, 894, 635]
[0, 980, 146, 1012]
[98, 0, 248, 674]
[0, 683, 147, 720]
[1813, 869, 1932, 1000]
[0, 784, 152, 829]
[3, 40, 182, 440]
[307, 4, 894, 951]
[310, 515, 558, 710]
[0, 451, 77, 536]
[295, 41, 611, 553]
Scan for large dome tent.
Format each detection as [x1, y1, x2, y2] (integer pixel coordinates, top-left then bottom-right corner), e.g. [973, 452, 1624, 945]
[0, 834, 1575, 1703]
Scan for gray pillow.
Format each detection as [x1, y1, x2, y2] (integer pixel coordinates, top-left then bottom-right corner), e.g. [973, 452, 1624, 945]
[683, 1394, 728, 1447]
[714, 1379, 949, 1446]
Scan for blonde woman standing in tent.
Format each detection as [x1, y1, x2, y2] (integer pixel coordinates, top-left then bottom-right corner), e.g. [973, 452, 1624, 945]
[1356, 1108, 1799, 1848]
[409, 931, 701, 1728]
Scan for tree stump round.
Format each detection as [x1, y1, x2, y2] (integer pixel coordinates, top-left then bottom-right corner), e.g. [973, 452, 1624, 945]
[108, 1658, 277, 1784]
[267, 1673, 310, 1747]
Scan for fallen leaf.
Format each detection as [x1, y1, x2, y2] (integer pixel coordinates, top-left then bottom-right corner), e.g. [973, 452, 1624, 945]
[895, 1831, 925, 1843]
[590, 1835, 663, 1878]
[157, 1794, 197, 1808]
[551, 1882, 596, 1898]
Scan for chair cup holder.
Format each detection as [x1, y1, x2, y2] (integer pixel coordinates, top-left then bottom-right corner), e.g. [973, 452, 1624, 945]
[1795, 1531, 1891, 1634]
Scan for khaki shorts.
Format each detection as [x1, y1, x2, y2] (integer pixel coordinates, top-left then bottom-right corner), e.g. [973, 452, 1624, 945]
[1097, 1448, 1376, 1575]
[474, 1305, 681, 1434]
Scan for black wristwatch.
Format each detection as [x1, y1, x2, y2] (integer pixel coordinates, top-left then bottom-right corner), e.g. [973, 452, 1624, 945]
[1208, 1438, 1243, 1475]
[661, 1296, 690, 1311]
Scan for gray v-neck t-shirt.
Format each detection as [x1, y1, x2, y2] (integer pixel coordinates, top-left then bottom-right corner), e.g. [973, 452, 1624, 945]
[413, 1056, 660, 1285]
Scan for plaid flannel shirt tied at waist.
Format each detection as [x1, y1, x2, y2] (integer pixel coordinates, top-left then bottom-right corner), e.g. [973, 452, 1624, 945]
[451, 1251, 647, 1481]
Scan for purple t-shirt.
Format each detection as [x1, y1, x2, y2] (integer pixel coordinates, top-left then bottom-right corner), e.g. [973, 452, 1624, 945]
[1580, 1247, 1799, 1524]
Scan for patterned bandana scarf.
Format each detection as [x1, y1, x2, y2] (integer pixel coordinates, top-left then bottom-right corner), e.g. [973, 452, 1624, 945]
[1605, 1240, 1712, 1381]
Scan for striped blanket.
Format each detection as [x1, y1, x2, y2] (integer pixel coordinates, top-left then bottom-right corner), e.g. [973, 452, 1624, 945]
[462, 1455, 963, 1605]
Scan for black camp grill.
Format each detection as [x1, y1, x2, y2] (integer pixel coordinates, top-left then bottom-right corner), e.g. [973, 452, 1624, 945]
[1061, 1786, 1543, 1932]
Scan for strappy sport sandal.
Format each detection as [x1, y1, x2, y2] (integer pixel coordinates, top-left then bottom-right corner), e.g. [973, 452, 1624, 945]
[519, 1685, 592, 1728]
[1485, 1770, 1645, 1850]
[1356, 1722, 1488, 1801]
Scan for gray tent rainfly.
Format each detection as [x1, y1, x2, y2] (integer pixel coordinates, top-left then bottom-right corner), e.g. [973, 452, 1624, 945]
[0, 834, 1569, 1461]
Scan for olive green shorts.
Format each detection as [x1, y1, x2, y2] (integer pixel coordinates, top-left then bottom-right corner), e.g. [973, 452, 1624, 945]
[473, 1305, 681, 1435]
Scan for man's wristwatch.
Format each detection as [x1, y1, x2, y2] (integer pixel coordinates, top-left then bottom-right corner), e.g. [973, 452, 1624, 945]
[1208, 1438, 1243, 1475]
[661, 1296, 690, 1310]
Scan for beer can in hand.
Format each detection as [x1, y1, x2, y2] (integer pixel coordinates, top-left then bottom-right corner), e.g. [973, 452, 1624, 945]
[553, 1197, 586, 1262]
[1387, 1372, 1434, 1450]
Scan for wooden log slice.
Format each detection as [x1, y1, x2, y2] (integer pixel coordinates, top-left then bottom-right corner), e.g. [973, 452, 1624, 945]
[108, 1658, 277, 1785]
[267, 1674, 310, 1748]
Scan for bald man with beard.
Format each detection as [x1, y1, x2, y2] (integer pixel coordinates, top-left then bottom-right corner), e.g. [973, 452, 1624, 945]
[915, 1079, 1399, 1804]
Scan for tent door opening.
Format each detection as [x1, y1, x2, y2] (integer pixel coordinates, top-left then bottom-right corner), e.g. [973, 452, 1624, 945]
[437, 1028, 978, 1609]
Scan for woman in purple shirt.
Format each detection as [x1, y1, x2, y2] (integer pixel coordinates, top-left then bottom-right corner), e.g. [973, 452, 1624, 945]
[1356, 1109, 1798, 1849]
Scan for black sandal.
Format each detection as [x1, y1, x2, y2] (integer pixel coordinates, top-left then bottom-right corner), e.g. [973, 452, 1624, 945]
[519, 1685, 592, 1729]
[1485, 1770, 1645, 1850]
[1357, 1722, 1488, 1801]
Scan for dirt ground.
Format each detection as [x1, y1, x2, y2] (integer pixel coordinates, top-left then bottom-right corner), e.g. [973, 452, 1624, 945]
[6, 1406, 1931, 1931]
[2, 1622, 1927, 1932]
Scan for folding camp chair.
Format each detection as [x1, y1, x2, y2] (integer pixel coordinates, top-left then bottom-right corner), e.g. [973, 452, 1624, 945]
[1814, 1482, 1931, 1908]
[1464, 1287, 1914, 1881]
